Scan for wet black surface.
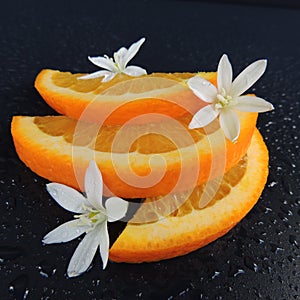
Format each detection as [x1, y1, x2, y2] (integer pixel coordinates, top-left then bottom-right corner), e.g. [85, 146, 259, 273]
[0, 1, 299, 299]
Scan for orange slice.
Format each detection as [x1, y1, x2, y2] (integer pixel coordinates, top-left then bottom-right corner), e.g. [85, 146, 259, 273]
[34, 70, 217, 125]
[11, 112, 257, 198]
[109, 129, 269, 262]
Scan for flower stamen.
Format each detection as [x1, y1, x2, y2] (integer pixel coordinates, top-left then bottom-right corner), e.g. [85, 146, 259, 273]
[216, 94, 233, 108]
[187, 54, 273, 142]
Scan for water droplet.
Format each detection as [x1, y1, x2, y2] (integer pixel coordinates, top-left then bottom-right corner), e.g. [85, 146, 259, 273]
[178, 287, 190, 296]
[37, 260, 57, 278]
[289, 235, 298, 247]
[211, 271, 220, 279]
[5, 196, 16, 210]
[278, 275, 284, 284]
[8, 274, 29, 300]
[233, 269, 245, 277]
[282, 177, 294, 195]
[24, 289, 29, 299]
[0, 245, 24, 261]
[264, 207, 272, 214]
[270, 243, 284, 254]
[253, 288, 262, 298]
[268, 181, 277, 187]
[1, 222, 9, 230]
[252, 234, 265, 244]
[92, 279, 101, 287]
[262, 257, 272, 274]
[228, 263, 245, 277]
[244, 256, 259, 272]
[42, 286, 55, 296]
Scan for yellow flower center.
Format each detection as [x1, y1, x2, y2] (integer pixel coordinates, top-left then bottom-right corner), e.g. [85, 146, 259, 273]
[74, 206, 107, 232]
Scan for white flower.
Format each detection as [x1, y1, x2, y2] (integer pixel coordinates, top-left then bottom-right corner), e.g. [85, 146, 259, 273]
[79, 37, 147, 82]
[188, 54, 274, 142]
[42, 161, 128, 277]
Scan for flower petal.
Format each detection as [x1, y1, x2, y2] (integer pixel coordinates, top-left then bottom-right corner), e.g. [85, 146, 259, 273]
[98, 222, 109, 269]
[84, 161, 104, 211]
[78, 70, 113, 80]
[219, 109, 240, 142]
[67, 228, 102, 277]
[101, 72, 116, 82]
[123, 37, 146, 67]
[189, 105, 219, 129]
[235, 96, 274, 112]
[217, 54, 233, 94]
[114, 47, 128, 70]
[87, 56, 117, 72]
[123, 65, 147, 77]
[46, 183, 88, 213]
[105, 197, 129, 222]
[187, 76, 217, 103]
[231, 59, 267, 97]
[43, 219, 89, 244]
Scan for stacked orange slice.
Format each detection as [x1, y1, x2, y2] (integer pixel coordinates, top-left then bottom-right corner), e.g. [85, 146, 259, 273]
[34, 70, 217, 124]
[11, 70, 269, 262]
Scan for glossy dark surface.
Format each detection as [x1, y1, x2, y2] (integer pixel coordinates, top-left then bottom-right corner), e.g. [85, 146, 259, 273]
[0, 1, 299, 299]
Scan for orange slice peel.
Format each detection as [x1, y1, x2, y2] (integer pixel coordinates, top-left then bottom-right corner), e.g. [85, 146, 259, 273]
[109, 129, 269, 262]
[11, 111, 257, 198]
[35, 70, 217, 125]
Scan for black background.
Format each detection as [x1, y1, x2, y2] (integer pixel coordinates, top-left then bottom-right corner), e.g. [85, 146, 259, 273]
[197, 0, 300, 9]
[0, 1, 299, 299]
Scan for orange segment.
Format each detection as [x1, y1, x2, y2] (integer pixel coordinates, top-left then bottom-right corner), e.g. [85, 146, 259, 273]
[109, 129, 269, 262]
[11, 111, 257, 198]
[33, 115, 205, 153]
[34, 70, 217, 125]
[129, 155, 248, 224]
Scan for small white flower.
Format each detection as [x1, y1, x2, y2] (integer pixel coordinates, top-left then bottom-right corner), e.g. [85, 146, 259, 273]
[42, 161, 128, 277]
[79, 37, 147, 82]
[188, 54, 274, 142]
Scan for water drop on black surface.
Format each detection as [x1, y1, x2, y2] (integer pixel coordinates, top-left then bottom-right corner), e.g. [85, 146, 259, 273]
[37, 260, 57, 278]
[287, 255, 295, 263]
[278, 275, 284, 284]
[228, 263, 246, 277]
[244, 256, 259, 272]
[280, 205, 293, 215]
[253, 288, 262, 298]
[234, 269, 245, 277]
[251, 231, 264, 243]
[289, 235, 299, 247]
[281, 176, 294, 195]
[264, 207, 273, 214]
[263, 261, 273, 275]
[211, 271, 220, 279]
[91, 279, 101, 287]
[8, 274, 29, 300]
[270, 243, 284, 254]
[41, 286, 55, 297]
[5, 196, 16, 210]
[268, 181, 277, 187]
[1, 222, 9, 230]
